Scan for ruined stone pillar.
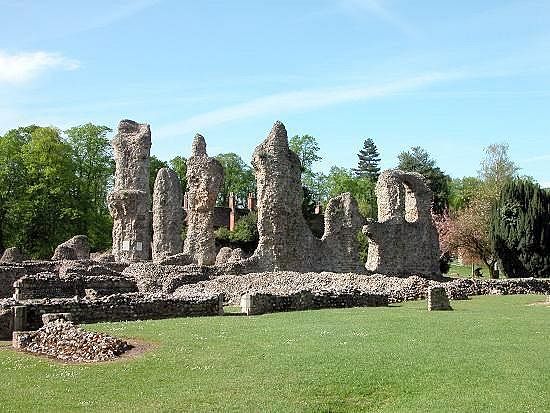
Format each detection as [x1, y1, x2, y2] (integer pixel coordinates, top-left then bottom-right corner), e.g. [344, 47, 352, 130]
[107, 119, 152, 262]
[152, 168, 184, 262]
[363, 169, 441, 278]
[182, 134, 223, 266]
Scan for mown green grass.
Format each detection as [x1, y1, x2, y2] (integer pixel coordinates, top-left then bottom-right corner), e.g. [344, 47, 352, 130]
[0, 295, 548, 412]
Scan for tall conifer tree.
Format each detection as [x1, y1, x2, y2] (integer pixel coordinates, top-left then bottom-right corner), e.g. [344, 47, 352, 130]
[353, 138, 380, 181]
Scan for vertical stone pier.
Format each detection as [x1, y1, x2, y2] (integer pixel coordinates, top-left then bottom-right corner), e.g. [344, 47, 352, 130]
[182, 134, 224, 266]
[107, 120, 152, 262]
[152, 168, 184, 262]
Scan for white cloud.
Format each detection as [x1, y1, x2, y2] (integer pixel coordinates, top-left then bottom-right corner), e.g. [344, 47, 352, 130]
[0, 51, 80, 85]
[155, 71, 465, 139]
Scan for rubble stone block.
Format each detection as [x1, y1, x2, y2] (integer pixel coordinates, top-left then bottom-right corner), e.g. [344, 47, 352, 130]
[53, 235, 90, 260]
[0, 247, 23, 263]
[42, 313, 73, 324]
[427, 286, 452, 311]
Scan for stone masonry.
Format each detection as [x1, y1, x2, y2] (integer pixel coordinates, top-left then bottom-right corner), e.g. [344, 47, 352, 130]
[363, 169, 440, 278]
[0, 247, 23, 263]
[52, 235, 90, 260]
[236, 121, 364, 273]
[427, 286, 453, 311]
[181, 135, 224, 266]
[107, 120, 152, 262]
[152, 168, 184, 262]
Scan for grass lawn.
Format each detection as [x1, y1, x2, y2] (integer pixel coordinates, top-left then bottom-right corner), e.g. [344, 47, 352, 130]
[448, 261, 493, 279]
[0, 295, 548, 412]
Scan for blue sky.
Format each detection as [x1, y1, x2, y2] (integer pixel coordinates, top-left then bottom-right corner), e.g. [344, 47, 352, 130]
[1, 0, 549, 186]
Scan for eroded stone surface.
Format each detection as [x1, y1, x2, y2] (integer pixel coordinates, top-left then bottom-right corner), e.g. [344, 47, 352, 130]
[152, 168, 183, 262]
[235, 121, 364, 273]
[52, 235, 90, 261]
[0, 247, 23, 263]
[108, 120, 152, 262]
[427, 286, 452, 311]
[182, 135, 223, 266]
[363, 169, 440, 278]
[51, 245, 77, 261]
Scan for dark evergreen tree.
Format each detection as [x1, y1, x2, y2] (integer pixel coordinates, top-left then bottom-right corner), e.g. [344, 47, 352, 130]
[353, 138, 380, 181]
[490, 179, 550, 278]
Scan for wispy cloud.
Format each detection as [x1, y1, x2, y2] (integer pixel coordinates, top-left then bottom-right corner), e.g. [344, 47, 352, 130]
[524, 154, 550, 163]
[0, 51, 79, 85]
[338, 0, 417, 36]
[155, 70, 465, 139]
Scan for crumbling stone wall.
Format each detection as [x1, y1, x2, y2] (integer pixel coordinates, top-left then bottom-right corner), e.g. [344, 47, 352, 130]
[0, 293, 223, 339]
[13, 273, 138, 300]
[152, 168, 184, 262]
[240, 290, 388, 315]
[0, 266, 25, 298]
[234, 121, 364, 273]
[108, 119, 152, 262]
[363, 169, 440, 278]
[182, 135, 224, 266]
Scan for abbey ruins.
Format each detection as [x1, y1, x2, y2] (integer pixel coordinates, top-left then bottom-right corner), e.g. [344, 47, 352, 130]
[2, 119, 549, 347]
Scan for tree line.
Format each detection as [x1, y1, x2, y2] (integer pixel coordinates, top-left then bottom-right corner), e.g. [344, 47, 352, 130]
[1, 123, 548, 277]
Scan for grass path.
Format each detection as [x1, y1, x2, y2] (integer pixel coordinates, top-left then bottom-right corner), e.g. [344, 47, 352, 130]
[0, 295, 548, 412]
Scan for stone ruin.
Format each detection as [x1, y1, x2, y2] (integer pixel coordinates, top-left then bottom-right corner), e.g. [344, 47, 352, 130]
[180, 134, 224, 266]
[226, 121, 364, 273]
[0, 247, 23, 263]
[107, 119, 152, 262]
[51, 235, 90, 261]
[2, 118, 550, 358]
[427, 286, 453, 311]
[363, 169, 441, 278]
[152, 168, 184, 262]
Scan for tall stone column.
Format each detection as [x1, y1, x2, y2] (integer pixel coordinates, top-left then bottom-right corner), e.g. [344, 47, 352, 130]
[152, 168, 183, 262]
[182, 134, 223, 266]
[107, 119, 152, 262]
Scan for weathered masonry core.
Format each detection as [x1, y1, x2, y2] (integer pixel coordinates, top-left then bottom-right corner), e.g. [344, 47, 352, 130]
[363, 169, 441, 278]
[108, 120, 152, 262]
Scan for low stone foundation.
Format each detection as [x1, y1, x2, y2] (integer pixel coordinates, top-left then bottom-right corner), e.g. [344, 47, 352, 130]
[240, 290, 388, 315]
[0, 266, 25, 298]
[0, 293, 223, 339]
[13, 273, 138, 300]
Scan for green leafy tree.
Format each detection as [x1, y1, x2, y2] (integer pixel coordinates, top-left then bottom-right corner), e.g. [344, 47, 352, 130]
[325, 167, 376, 219]
[289, 134, 323, 194]
[19, 127, 79, 257]
[397, 146, 450, 215]
[169, 156, 187, 192]
[448, 177, 483, 212]
[65, 123, 114, 250]
[215, 153, 255, 207]
[0, 126, 35, 251]
[353, 138, 381, 181]
[490, 179, 550, 278]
